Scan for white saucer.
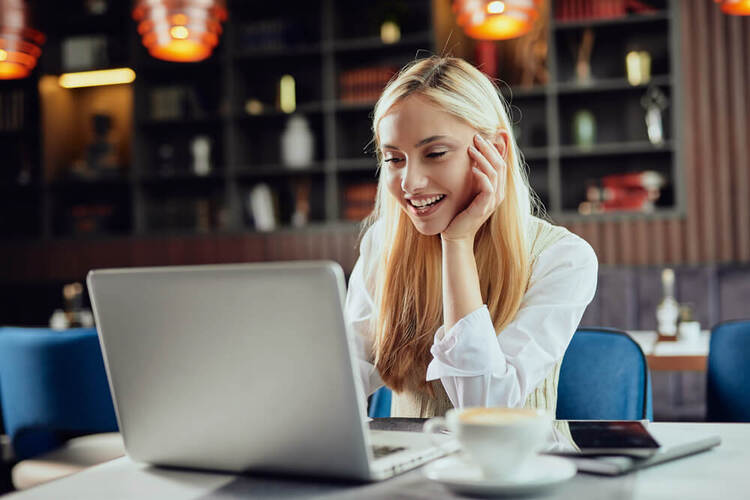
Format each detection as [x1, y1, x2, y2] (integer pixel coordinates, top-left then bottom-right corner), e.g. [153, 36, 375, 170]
[423, 454, 576, 497]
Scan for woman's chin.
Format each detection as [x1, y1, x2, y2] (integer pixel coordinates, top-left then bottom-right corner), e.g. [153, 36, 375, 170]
[408, 216, 448, 236]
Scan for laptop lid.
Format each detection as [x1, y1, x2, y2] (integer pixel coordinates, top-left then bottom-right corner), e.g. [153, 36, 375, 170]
[88, 261, 376, 479]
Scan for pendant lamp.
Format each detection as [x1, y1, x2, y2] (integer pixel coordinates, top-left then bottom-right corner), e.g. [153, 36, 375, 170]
[0, 0, 45, 80]
[453, 0, 540, 40]
[133, 0, 228, 62]
[715, 0, 750, 15]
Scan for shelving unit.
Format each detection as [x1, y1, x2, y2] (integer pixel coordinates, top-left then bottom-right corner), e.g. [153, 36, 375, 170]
[2, 0, 682, 242]
[499, 0, 680, 220]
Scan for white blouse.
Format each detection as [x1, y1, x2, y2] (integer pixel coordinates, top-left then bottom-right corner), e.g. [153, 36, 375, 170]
[344, 222, 599, 409]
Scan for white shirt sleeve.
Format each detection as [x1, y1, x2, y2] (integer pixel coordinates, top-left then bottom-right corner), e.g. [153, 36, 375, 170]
[425, 233, 599, 408]
[343, 227, 385, 399]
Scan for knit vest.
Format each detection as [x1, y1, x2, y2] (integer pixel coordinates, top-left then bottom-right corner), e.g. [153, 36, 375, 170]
[390, 216, 570, 418]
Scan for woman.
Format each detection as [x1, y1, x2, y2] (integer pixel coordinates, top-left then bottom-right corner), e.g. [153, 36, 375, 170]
[344, 56, 598, 418]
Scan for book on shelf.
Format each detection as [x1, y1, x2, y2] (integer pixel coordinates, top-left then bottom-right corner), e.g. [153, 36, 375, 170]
[579, 170, 665, 214]
[555, 0, 658, 21]
[339, 66, 398, 104]
[0, 90, 25, 131]
[343, 182, 377, 221]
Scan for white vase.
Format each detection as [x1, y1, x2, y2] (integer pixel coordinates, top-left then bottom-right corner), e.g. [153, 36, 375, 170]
[281, 115, 314, 169]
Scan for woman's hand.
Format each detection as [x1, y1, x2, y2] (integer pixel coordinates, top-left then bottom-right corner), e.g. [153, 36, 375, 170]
[441, 132, 508, 243]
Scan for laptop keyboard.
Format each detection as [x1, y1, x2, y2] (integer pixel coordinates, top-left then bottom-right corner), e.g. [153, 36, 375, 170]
[372, 445, 406, 459]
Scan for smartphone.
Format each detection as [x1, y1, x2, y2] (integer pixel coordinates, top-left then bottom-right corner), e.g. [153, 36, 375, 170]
[562, 420, 661, 458]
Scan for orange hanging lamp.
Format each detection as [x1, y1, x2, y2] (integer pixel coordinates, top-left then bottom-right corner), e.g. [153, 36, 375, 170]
[132, 0, 228, 62]
[715, 0, 750, 15]
[0, 0, 45, 80]
[453, 0, 540, 40]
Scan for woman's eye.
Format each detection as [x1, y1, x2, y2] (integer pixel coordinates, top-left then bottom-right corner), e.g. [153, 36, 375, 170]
[427, 151, 447, 159]
[384, 157, 404, 164]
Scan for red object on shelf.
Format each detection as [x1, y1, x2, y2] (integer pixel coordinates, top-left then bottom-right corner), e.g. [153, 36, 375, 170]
[339, 66, 397, 104]
[0, 0, 45, 80]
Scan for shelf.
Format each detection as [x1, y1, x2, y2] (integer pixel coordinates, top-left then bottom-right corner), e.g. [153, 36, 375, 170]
[233, 43, 324, 59]
[553, 11, 670, 30]
[556, 76, 672, 95]
[520, 147, 549, 161]
[138, 116, 224, 127]
[558, 141, 673, 158]
[336, 158, 377, 173]
[329, 31, 432, 52]
[334, 100, 377, 112]
[138, 171, 226, 183]
[46, 176, 131, 189]
[235, 101, 326, 119]
[236, 163, 327, 178]
[553, 208, 681, 223]
[501, 85, 548, 99]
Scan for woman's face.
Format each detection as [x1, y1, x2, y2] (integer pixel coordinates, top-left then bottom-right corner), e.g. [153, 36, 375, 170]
[378, 95, 478, 236]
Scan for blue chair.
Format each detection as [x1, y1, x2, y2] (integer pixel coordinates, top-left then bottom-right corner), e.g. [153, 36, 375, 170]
[368, 385, 392, 418]
[706, 320, 750, 422]
[0, 327, 118, 460]
[557, 328, 652, 420]
[368, 327, 653, 420]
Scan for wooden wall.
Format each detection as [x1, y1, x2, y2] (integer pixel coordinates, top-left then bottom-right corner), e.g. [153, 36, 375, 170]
[566, 2, 750, 266]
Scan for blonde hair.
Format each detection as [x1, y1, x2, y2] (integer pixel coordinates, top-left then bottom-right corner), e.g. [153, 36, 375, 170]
[362, 56, 542, 395]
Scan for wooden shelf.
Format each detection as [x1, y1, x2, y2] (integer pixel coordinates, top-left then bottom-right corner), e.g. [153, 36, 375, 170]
[556, 75, 672, 94]
[329, 31, 432, 52]
[233, 43, 324, 59]
[554, 208, 681, 223]
[553, 11, 670, 30]
[235, 164, 327, 178]
[138, 171, 226, 183]
[558, 141, 673, 158]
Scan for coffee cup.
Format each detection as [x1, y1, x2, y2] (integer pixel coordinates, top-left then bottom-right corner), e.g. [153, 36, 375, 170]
[423, 407, 552, 480]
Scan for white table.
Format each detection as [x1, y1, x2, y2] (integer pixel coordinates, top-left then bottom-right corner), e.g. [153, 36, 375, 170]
[628, 330, 711, 371]
[4, 423, 748, 500]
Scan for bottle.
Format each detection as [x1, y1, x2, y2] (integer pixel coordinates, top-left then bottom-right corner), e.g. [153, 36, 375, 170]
[656, 268, 679, 341]
[281, 115, 314, 169]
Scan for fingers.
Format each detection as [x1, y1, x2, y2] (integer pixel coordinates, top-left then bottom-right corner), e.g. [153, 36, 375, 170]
[468, 143, 498, 187]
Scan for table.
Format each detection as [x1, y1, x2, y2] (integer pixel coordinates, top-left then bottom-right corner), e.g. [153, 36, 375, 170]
[628, 330, 710, 372]
[4, 421, 748, 500]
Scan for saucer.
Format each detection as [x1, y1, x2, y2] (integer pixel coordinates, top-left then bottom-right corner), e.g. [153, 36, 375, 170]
[423, 454, 576, 497]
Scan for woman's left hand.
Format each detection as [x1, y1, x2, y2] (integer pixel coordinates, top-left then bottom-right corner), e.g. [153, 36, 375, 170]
[441, 133, 508, 243]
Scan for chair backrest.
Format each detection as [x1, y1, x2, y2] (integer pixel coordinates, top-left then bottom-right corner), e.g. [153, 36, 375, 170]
[368, 328, 653, 420]
[0, 327, 118, 459]
[557, 328, 652, 420]
[706, 320, 750, 422]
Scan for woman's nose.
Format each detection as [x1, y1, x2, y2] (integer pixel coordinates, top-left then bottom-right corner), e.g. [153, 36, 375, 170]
[400, 163, 429, 193]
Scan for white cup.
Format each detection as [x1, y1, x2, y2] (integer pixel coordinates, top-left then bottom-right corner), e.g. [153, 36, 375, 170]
[678, 321, 701, 342]
[423, 407, 552, 480]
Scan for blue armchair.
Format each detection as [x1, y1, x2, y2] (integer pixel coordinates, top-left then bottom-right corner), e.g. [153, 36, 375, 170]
[368, 327, 653, 420]
[0, 327, 118, 460]
[706, 320, 750, 422]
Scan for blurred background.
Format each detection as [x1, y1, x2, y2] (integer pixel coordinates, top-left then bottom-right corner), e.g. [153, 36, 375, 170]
[0, 0, 749, 422]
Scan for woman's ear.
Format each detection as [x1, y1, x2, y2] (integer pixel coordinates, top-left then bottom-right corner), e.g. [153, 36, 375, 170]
[493, 129, 510, 161]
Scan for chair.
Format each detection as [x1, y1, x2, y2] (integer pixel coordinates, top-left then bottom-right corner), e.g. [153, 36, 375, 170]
[706, 320, 750, 422]
[368, 385, 392, 418]
[557, 328, 652, 420]
[367, 327, 653, 420]
[0, 327, 123, 490]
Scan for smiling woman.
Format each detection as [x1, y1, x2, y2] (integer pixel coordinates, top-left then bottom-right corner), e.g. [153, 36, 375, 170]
[344, 56, 599, 418]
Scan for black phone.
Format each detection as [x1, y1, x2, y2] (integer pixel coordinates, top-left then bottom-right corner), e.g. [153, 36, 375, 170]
[563, 421, 661, 458]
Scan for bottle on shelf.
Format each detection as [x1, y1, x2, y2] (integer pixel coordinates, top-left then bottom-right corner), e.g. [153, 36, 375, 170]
[656, 268, 679, 342]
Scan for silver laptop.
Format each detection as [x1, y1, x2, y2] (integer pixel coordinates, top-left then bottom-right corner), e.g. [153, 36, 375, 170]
[87, 261, 456, 481]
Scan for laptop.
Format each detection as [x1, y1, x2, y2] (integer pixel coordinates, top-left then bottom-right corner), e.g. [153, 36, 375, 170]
[87, 261, 456, 481]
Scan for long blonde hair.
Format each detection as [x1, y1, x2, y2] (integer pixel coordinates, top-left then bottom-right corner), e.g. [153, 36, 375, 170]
[363, 56, 542, 395]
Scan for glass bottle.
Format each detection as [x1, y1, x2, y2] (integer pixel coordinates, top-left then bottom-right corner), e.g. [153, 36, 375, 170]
[656, 268, 679, 341]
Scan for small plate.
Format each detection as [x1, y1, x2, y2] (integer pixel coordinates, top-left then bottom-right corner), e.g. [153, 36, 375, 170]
[423, 454, 576, 497]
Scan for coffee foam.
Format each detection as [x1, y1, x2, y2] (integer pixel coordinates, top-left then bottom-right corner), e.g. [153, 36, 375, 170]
[458, 407, 540, 425]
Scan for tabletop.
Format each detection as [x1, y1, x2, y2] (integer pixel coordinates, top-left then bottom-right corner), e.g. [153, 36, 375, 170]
[4, 421, 748, 500]
[628, 330, 711, 371]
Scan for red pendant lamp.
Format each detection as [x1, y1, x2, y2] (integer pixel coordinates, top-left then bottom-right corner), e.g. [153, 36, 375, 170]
[715, 0, 750, 15]
[453, 0, 540, 40]
[132, 0, 228, 62]
[0, 0, 45, 80]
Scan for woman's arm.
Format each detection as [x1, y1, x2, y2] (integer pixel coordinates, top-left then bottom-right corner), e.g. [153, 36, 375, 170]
[427, 235, 598, 408]
[441, 132, 509, 330]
